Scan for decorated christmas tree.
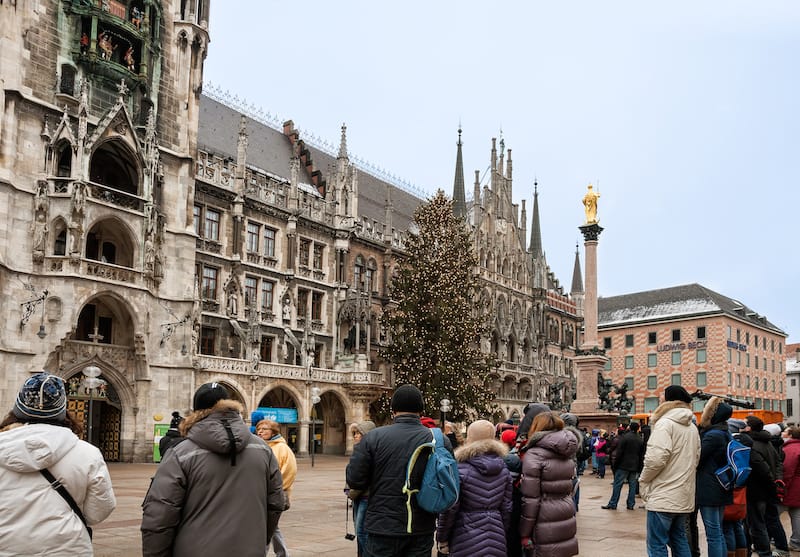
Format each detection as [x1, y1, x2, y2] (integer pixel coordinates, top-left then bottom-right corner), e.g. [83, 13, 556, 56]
[378, 190, 495, 423]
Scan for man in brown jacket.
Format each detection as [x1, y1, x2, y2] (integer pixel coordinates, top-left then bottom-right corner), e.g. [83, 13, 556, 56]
[141, 383, 286, 557]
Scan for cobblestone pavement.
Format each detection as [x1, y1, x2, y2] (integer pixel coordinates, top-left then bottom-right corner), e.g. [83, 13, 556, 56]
[92, 456, 793, 557]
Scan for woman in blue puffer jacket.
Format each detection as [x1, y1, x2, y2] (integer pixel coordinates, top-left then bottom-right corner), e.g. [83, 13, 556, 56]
[436, 419, 513, 557]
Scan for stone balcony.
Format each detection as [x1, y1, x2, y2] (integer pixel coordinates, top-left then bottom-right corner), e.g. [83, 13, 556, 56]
[195, 355, 385, 386]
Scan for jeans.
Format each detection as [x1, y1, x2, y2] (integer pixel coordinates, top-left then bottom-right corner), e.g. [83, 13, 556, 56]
[723, 519, 747, 551]
[698, 505, 726, 557]
[748, 499, 771, 557]
[353, 498, 368, 556]
[646, 511, 692, 557]
[597, 455, 607, 478]
[787, 505, 800, 547]
[607, 469, 638, 509]
[268, 526, 289, 557]
[362, 533, 434, 557]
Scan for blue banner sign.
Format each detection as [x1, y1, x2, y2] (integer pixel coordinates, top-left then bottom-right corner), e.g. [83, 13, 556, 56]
[252, 407, 298, 424]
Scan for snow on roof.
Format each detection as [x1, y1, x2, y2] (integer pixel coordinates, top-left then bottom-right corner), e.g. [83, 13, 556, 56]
[600, 298, 719, 327]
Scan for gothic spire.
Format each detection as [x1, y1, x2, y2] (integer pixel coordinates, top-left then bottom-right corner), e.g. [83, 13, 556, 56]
[452, 126, 466, 218]
[571, 243, 584, 294]
[529, 180, 543, 258]
[338, 123, 348, 159]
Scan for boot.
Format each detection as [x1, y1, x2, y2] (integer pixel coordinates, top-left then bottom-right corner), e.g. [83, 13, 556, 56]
[733, 549, 748, 557]
[727, 552, 735, 557]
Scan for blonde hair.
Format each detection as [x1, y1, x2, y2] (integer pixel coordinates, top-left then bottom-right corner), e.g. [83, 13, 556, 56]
[255, 418, 279, 436]
[528, 411, 564, 436]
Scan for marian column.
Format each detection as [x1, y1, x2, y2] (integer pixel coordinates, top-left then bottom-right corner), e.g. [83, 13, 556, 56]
[571, 186, 612, 427]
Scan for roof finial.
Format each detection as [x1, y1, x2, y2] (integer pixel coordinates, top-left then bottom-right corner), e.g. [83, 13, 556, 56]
[116, 79, 129, 105]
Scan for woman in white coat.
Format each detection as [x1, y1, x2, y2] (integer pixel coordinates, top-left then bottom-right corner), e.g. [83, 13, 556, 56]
[0, 372, 116, 556]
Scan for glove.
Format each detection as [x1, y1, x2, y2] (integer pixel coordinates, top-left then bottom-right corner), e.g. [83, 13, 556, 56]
[437, 541, 450, 555]
[521, 537, 534, 550]
[775, 479, 786, 502]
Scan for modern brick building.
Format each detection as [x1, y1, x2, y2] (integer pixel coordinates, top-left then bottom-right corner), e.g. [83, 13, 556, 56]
[598, 284, 787, 415]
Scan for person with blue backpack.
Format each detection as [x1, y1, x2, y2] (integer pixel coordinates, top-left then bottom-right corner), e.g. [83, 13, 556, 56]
[696, 397, 734, 557]
[346, 384, 454, 557]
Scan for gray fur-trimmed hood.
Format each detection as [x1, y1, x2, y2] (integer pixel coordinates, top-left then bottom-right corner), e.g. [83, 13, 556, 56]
[454, 438, 508, 462]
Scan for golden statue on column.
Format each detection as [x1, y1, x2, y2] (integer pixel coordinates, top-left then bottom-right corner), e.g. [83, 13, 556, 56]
[582, 184, 600, 224]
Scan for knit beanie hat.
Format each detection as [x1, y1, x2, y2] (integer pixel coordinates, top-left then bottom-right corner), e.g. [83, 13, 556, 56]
[169, 411, 183, 430]
[561, 413, 579, 427]
[711, 402, 733, 425]
[420, 416, 437, 428]
[193, 382, 230, 411]
[466, 420, 495, 443]
[13, 373, 67, 422]
[390, 384, 424, 413]
[500, 429, 518, 448]
[728, 418, 746, 434]
[764, 423, 782, 437]
[664, 385, 692, 404]
[350, 420, 377, 437]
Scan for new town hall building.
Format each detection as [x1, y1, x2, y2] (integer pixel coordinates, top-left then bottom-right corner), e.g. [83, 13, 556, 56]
[0, 0, 582, 461]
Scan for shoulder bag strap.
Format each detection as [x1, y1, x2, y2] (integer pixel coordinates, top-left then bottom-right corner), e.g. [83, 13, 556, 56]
[40, 468, 92, 538]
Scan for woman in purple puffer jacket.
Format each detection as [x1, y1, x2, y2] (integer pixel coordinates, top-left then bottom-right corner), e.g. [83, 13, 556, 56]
[436, 419, 513, 557]
[519, 411, 579, 557]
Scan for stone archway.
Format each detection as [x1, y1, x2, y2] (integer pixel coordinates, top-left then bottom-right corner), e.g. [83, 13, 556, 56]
[61, 359, 135, 462]
[257, 386, 301, 452]
[316, 388, 348, 455]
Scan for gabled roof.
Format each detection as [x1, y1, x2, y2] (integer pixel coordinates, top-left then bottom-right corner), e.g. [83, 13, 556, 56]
[598, 283, 785, 335]
[198, 95, 422, 231]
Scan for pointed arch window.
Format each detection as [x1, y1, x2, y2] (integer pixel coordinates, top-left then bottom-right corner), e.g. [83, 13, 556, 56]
[89, 140, 139, 195]
[53, 219, 68, 256]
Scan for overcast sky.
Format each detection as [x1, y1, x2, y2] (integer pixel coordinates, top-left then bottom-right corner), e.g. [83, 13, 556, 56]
[204, 1, 800, 344]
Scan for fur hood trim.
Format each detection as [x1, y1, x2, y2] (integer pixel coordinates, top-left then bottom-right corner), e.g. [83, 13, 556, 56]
[699, 396, 722, 429]
[0, 422, 24, 433]
[651, 400, 692, 426]
[179, 399, 243, 436]
[455, 438, 508, 462]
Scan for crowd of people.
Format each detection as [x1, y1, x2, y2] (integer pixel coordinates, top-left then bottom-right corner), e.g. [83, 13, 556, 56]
[3, 373, 800, 557]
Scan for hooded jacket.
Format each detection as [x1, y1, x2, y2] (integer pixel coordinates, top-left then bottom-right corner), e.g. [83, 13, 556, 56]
[346, 414, 453, 537]
[638, 401, 700, 513]
[696, 397, 734, 507]
[266, 434, 296, 501]
[0, 422, 116, 557]
[518, 429, 579, 557]
[436, 439, 512, 557]
[780, 437, 800, 507]
[141, 400, 285, 557]
[745, 429, 780, 502]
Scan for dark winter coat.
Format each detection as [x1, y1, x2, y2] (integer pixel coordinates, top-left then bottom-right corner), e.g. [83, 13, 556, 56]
[744, 430, 780, 502]
[158, 428, 184, 458]
[346, 414, 453, 536]
[613, 430, 644, 473]
[519, 429, 579, 557]
[696, 424, 734, 507]
[781, 438, 800, 507]
[437, 439, 512, 557]
[141, 400, 286, 557]
[695, 396, 735, 507]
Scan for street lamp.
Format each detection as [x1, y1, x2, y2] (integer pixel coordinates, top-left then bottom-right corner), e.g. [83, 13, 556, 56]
[440, 398, 452, 429]
[310, 386, 321, 467]
[82, 364, 102, 445]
